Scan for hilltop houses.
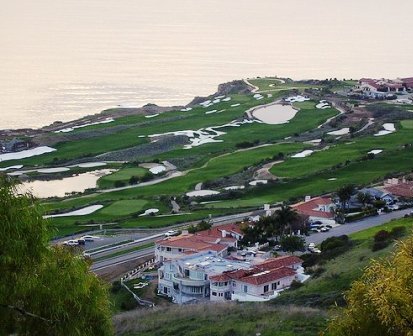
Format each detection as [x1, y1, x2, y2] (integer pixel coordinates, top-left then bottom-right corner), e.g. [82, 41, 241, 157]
[292, 196, 336, 225]
[156, 223, 306, 304]
[355, 77, 413, 98]
[158, 250, 303, 304]
[155, 223, 244, 262]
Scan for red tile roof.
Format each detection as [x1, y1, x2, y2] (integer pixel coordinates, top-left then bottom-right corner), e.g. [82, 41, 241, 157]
[256, 256, 303, 271]
[241, 267, 296, 286]
[293, 196, 335, 219]
[209, 274, 231, 282]
[156, 235, 227, 253]
[195, 223, 243, 240]
[384, 183, 413, 198]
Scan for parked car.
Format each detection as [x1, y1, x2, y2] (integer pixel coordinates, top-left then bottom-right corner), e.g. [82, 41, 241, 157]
[81, 235, 98, 242]
[165, 230, 178, 237]
[320, 227, 329, 232]
[64, 240, 79, 246]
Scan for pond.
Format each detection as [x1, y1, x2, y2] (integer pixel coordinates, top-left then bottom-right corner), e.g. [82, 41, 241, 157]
[19, 169, 114, 198]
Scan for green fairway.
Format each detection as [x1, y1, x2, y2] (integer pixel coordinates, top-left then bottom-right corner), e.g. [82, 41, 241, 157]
[99, 200, 149, 216]
[98, 167, 148, 188]
[401, 119, 413, 129]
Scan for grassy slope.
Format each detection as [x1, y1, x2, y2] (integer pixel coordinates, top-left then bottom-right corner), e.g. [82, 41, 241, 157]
[273, 217, 413, 307]
[98, 167, 148, 189]
[114, 303, 327, 336]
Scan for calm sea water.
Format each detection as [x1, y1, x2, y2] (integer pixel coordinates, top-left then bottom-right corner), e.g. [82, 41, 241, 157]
[1, 0, 412, 129]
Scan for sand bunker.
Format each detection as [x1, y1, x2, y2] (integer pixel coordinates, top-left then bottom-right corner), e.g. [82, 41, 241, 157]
[368, 149, 383, 155]
[252, 103, 298, 125]
[316, 100, 331, 109]
[249, 180, 268, 186]
[44, 205, 103, 218]
[55, 118, 114, 133]
[145, 114, 159, 118]
[37, 167, 70, 173]
[291, 150, 314, 158]
[327, 128, 350, 136]
[231, 103, 241, 107]
[374, 123, 396, 136]
[285, 95, 310, 103]
[180, 107, 193, 112]
[140, 208, 160, 216]
[224, 185, 245, 190]
[0, 165, 23, 171]
[186, 190, 220, 197]
[75, 162, 107, 168]
[149, 165, 166, 174]
[0, 146, 56, 162]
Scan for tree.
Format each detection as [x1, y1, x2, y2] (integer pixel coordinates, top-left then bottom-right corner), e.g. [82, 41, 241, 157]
[0, 178, 112, 335]
[280, 235, 305, 254]
[326, 231, 413, 336]
[273, 205, 300, 236]
[335, 185, 355, 211]
[357, 192, 372, 208]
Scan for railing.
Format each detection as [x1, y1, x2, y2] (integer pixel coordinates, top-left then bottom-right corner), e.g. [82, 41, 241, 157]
[120, 257, 157, 308]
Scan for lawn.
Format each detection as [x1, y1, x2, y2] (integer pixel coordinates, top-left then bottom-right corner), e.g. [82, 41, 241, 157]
[98, 167, 148, 188]
[401, 119, 413, 129]
[98, 200, 149, 216]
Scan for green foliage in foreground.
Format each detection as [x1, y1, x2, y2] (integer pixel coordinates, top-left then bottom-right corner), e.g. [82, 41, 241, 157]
[113, 303, 327, 336]
[0, 179, 112, 336]
[326, 229, 413, 336]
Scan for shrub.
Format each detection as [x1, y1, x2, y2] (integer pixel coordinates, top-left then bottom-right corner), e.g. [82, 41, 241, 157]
[374, 230, 391, 242]
[372, 240, 391, 252]
[289, 280, 303, 290]
[111, 281, 122, 293]
[390, 226, 407, 238]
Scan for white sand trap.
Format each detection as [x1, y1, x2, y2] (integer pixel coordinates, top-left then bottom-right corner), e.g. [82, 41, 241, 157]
[224, 185, 245, 190]
[0, 146, 56, 162]
[231, 103, 241, 107]
[0, 165, 23, 171]
[222, 97, 231, 102]
[215, 95, 225, 99]
[252, 103, 298, 125]
[316, 101, 331, 109]
[180, 107, 192, 112]
[149, 165, 166, 174]
[199, 100, 211, 106]
[269, 84, 275, 87]
[37, 167, 70, 173]
[291, 150, 314, 158]
[285, 95, 310, 103]
[368, 149, 383, 155]
[140, 208, 160, 216]
[145, 114, 159, 118]
[205, 110, 217, 115]
[307, 139, 322, 144]
[76, 162, 107, 168]
[374, 123, 396, 136]
[55, 118, 114, 133]
[327, 128, 350, 136]
[213, 99, 221, 104]
[328, 178, 337, 181]
[44, 205, 103, 218]
[249, 180, 268, 186]
[186, 190, 220, 197]
[267, 94, 273, 98]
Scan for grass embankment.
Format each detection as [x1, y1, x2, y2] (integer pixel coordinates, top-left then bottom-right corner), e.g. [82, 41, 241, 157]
[94, 242, 154, 262]
[113, 303, 327, 336]
[98, 167, 149, 189]
[273, 217, 413, 307]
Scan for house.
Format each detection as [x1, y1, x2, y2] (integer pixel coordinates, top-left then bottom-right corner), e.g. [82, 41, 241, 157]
[359, 188, 396, 205]
[292, 196, 336, 225]
[158, 251, 304, 304]
[383, 178, 413, 199]
[0, 138, 32, 153]
[155, 223, 244, 263]
[357, 78, 406, 98]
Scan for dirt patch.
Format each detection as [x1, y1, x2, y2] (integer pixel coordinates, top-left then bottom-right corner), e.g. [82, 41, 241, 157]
[254, 160, 283, 180]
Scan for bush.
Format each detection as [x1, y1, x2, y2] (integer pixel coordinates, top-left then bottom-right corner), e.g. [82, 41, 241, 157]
[372, 240, 391, 252]
[114, 181, 126, 188]
[374, 230, 391, 242]
[111, 281, 122, 293]
[289, 280, 303, 290]
[321, 235, 349, 252]
[390, 226, 407, 238]
[120, 297, 138, 311]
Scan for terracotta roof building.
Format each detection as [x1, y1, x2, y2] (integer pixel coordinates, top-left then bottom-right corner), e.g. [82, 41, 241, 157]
[292, 196, 336, 224]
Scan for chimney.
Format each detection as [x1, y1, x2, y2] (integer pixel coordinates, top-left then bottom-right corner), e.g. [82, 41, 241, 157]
[305, 196, 311, 202]
[182, 230, 189, 235]
[221, 229, 227, 238]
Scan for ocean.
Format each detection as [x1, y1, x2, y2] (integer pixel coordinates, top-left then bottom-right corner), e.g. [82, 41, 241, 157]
[1, 0, 412, 129]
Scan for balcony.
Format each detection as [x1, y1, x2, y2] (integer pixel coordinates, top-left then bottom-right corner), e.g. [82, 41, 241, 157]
[172, 275, 208, 287]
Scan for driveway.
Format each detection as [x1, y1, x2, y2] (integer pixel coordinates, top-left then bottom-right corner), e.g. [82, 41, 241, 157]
[306, 208, 412, 245]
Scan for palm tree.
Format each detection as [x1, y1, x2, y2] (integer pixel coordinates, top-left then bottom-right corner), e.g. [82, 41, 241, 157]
[274, 205, 299, 236]
[336, 184, 355, 211]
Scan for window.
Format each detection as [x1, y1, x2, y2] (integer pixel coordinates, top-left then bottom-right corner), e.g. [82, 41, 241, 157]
[271, 283, 277, 290]
[212, 292, 217, 296]
[166, 247, 171, 252]
[185, 269, 189, 277]
[178, 248, 183, 252]
[263, 285, 269, 293]
[219, 293, 223, 297]
[233, 281, 236, 287]
[244, 285, 248, 293]
[163, 287, 168, 294]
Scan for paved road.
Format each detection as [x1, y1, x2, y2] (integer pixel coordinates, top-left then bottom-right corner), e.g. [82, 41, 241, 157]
[91, 247, 154, 271]
[306, 208, 412, 245]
